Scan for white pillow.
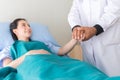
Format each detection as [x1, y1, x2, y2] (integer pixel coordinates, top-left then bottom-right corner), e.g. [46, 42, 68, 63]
[0, 22, 59, 50]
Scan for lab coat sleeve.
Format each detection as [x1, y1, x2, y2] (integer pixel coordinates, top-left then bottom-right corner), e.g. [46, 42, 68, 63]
[97, 0, 120, 31]
[68, 0, 82, 29]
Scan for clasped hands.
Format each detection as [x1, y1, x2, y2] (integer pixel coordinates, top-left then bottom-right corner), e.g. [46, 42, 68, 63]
[72, 26, 97, 41]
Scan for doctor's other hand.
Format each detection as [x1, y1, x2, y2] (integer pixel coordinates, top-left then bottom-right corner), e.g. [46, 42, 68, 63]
[72, 26, 97, 41]
[80, 27, 97, 41]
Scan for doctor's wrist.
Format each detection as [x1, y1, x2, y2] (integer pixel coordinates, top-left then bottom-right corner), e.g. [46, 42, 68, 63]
[93, 24, 104, 35]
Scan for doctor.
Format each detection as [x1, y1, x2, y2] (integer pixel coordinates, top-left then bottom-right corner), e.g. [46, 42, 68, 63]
[68, 0, 120, 77]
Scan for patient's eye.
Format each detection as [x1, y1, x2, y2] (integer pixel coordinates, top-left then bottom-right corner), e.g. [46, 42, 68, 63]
[27, 24, 30, 27]
[22, 23, 27, 27]
[22, 23, 25, 26]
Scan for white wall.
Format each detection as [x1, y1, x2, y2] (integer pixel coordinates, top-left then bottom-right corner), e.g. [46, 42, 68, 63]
[0, 0, 73, 45]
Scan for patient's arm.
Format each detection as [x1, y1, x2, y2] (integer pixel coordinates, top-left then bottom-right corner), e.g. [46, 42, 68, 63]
[3, 53, 27, 68]
[3, 57, 12, 67]
[58, 39, 77, 56]
[27, 49, 50, 55]
[3, 49, 49, 69]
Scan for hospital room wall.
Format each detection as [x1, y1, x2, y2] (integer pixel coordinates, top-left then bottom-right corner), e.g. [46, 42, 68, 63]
[0, 0, 82, 60]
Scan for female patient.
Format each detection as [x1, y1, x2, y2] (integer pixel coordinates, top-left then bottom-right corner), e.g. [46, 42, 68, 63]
[1, 18, 109, 80]
[3, 18, 77, 68]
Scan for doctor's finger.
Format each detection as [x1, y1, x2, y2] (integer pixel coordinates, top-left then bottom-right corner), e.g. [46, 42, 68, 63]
[72, 29, 77, 39]
[76, 29, 81, 40]
[81, 33, 86, 41]
[79, 30, 85, 40]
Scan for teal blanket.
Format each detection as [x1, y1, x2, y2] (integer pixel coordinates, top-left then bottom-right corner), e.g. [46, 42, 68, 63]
[0, 54, 120, 80]
[0, 40, 120, 80]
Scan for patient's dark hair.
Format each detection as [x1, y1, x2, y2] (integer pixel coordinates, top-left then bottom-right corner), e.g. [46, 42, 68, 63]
[10, 18, 26, 41]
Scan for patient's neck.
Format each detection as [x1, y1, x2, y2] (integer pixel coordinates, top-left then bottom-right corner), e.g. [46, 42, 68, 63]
[18, 37, 29, 42]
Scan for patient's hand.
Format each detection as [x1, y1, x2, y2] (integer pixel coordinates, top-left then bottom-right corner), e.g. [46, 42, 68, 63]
[26, 49, 50, 55]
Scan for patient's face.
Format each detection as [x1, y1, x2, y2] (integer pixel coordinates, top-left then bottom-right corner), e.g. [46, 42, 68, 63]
[13, 20, 32, 40]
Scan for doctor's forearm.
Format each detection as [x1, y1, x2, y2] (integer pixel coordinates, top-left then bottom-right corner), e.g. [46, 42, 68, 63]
[97, 0, 120, 30]
[68, 0, 82, 29]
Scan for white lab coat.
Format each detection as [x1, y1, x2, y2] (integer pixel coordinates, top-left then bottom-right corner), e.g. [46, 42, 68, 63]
[68, 0, 120, 77]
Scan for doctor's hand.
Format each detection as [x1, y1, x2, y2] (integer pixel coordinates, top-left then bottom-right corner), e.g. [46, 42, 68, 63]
[80, 27, 97, 41]
[72, 27, 85, 41]
[72, 26, 97, 41]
